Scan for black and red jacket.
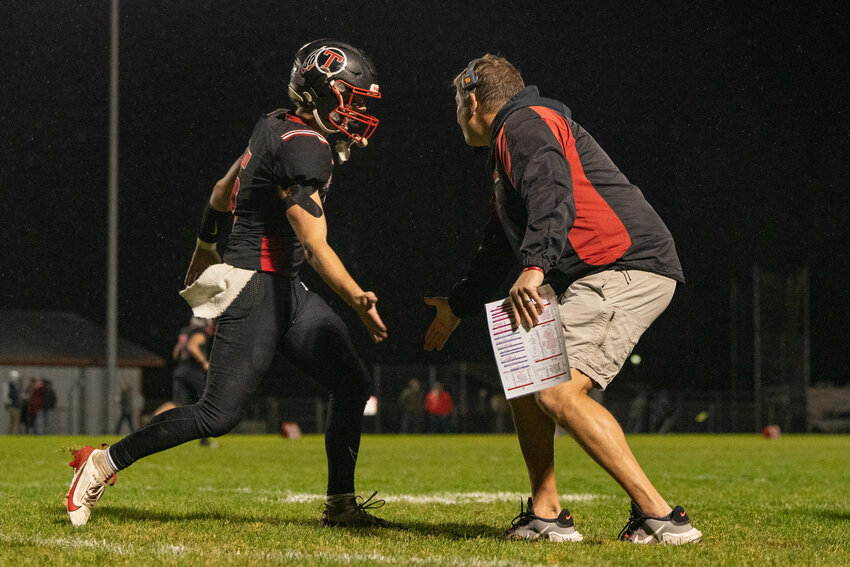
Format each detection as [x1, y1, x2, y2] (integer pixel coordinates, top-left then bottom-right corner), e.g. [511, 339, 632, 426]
[448, 86, 684, 318]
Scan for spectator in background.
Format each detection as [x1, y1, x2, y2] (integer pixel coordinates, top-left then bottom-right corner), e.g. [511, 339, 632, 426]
[627, 392, 648, 434]
[172, 316, 217, 447]
[115, 381, 135, 434]
[490, 392, 510, 433]
[28, 379, 45, 434]
[3, 370, 22, 434]
[425, 382, 452, 433]
[39, 380, 57, 434]
[650, 390, 675, 433]
[20, 377, 36, 433]
[399, 378, 425, 434]
[472, 389, 490, 433]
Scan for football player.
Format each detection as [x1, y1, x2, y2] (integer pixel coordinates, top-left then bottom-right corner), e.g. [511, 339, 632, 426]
[66, 40, 396, 529]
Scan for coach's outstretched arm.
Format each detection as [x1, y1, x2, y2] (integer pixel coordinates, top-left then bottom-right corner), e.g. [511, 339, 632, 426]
[424, 208, 516, 351]
[423, 297, 460, 351]
[184, 153, 244, 286]
[287, 190, 388, 344]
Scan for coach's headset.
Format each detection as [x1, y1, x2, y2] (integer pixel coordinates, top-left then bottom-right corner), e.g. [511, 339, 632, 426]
[460, 58, 488, 154]
[461, 58, 481, 91]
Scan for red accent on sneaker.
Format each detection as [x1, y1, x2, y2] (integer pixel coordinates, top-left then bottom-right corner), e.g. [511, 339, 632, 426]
[679, 511, 686, 518]
[68, 446, 95, 469]
[67, 445, 117, 512]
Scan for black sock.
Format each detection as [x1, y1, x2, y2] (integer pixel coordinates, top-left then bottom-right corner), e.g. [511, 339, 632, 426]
[324, 394, 366, 495]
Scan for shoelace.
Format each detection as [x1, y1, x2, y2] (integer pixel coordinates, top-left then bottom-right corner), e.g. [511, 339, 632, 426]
[68, 444, 117, 487]
[353, 491, 386, 518]
[509, 499, 535, 529]
[618, 508, 648, 540]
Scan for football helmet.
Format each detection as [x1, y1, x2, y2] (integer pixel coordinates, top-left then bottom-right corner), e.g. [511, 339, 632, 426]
[288, 39, 381, 145]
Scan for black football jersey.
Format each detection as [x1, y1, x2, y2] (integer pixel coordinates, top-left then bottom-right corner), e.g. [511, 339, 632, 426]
[223, 110, 333, 276]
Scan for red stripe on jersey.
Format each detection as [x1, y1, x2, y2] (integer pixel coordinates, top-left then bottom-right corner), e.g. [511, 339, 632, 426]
[529, 106, 631, 265]
[240, 149, 252, 169]
[496, 126, 512, 182]
[231, 149, 252, 211]
[260, 236, 282, 272]
[285, 114, 307, 125]
[281, 130, 329, 145]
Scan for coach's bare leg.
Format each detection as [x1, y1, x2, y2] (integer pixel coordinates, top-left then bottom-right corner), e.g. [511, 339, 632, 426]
[509, 395, 561, 518]
[536, 368, 672, 518]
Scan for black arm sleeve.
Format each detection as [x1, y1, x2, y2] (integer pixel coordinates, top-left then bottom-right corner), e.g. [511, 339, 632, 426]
[447, 202, 518, 318]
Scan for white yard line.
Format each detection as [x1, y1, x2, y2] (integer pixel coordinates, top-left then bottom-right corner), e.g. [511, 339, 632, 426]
[197, 487, 607, 504]
[0, 534, 185, 556]
[0, 534, 546, 567]
[382, 492, 605, 505]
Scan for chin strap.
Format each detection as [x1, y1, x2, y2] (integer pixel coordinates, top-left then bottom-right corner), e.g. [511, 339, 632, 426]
[335, 137, 367, 163]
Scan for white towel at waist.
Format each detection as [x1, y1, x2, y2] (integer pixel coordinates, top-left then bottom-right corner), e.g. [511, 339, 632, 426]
[179, 263, 255, 318]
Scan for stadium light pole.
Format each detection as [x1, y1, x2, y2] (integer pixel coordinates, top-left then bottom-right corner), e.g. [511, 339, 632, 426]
[752, 263, 762, 431]
[107, 0, 120, 389]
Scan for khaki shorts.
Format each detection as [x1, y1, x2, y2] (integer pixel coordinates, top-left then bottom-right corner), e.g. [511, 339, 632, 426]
[558, 269, 676, 389]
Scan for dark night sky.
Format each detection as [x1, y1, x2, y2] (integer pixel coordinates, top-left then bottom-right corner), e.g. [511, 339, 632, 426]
[2, 1, 848, 395]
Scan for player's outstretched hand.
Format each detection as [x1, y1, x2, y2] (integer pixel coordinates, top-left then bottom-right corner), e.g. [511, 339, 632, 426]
[184, 242, 221, 287]
[353, 291, 388, 344]
[509, 269, 545, 329]
[424, 297, 461, 352]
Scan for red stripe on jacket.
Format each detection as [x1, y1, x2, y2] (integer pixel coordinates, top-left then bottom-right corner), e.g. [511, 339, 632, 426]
[496, 126, 511, 181]
[529, 106, 631, 265]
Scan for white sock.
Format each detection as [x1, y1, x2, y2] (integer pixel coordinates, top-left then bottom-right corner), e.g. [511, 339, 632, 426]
[94, 447, 119, 477]
[326, 493, 355, 506]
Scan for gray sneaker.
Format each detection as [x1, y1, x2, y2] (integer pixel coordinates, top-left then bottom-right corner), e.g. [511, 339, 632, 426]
[503, 498, 583, 542]
[618, 501, 702, 544]
[319, 491, 403, 528]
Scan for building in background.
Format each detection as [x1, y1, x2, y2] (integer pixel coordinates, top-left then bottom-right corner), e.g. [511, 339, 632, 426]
[0, 310, 164, 435]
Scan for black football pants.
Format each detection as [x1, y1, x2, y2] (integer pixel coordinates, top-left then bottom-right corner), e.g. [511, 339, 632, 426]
[109, 272, 372, 495]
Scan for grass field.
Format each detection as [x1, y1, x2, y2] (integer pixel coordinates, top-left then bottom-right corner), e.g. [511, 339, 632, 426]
[1, 433, 848, 566]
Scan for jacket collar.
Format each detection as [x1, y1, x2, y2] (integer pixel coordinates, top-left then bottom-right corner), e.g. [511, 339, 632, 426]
[488, 85, 573, 148]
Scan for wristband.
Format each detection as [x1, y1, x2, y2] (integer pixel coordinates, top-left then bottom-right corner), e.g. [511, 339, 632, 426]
[198, 203, 230, 244]
[523, 266, 544, 274]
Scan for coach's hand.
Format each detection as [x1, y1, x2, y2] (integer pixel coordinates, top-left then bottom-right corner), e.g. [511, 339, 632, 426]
[510, 268, 545, 329]
[184, 241, 221, 287]
[353, 291, 388, 344]
[424, 297, 461, 351]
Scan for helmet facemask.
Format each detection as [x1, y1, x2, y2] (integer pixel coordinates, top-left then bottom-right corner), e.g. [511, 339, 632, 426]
[314, 79, 380, 144]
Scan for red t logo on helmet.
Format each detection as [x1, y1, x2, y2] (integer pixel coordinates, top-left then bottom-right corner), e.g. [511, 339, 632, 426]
[303, 46, 348, 76]
[319, 49, 346, 73]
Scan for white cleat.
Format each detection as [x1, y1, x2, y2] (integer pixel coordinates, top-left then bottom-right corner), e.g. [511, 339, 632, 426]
[66, 445, 115, 527]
